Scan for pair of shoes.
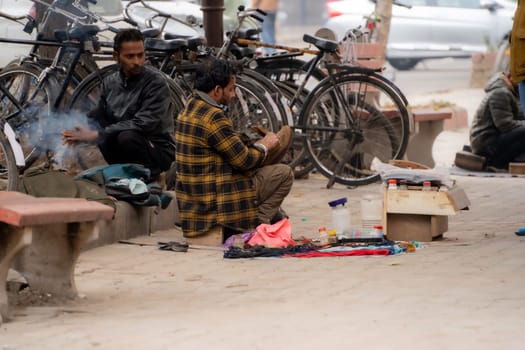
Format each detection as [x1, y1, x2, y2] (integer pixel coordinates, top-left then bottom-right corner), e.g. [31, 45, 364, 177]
[251, 125, 293, 166]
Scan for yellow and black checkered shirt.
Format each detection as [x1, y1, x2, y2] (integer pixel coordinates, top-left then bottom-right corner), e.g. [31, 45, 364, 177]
[175, 92, 265, 235]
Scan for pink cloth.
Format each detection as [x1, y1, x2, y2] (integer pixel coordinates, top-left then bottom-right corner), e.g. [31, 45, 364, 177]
[247, 218, 296, 248]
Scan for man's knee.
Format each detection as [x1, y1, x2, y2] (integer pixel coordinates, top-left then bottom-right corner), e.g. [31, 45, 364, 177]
[270, 164, 293, 190]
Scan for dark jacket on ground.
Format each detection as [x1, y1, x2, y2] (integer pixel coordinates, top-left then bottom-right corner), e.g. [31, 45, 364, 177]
[88, 65, 174, 152]
[469, 73, 524, 156]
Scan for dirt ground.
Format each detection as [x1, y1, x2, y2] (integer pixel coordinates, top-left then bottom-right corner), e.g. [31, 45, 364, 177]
[1, 172, 525, 350]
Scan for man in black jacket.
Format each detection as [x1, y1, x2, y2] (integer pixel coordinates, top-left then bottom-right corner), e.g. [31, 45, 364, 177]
[62, 29, 174, 179]
[470, 72, 525, 169]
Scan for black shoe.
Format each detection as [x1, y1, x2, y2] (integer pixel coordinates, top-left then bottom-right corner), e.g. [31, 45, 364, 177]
[270, 207, 289, 224]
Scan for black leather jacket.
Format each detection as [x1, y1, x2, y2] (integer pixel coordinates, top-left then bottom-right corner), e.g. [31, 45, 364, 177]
[88, 65, 174, 150]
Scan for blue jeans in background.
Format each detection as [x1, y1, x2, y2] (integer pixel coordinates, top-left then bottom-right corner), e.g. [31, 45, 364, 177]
[260, 11, 277, 55]
[519, 81, 525, 119]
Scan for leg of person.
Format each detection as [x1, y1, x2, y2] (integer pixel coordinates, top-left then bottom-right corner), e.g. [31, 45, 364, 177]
[254, 164, 293, 224]
[490, 125, 525, 168]
[261, 11, 277, 54]
[519, 81, 525, 119]
[98, 130, 173, 178]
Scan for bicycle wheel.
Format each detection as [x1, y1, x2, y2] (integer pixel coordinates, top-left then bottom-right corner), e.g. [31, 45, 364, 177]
[298, 73, 410, 187]
[0, 64, 55, 171]
[230, 74, 280, 134]
[273, 80, 313, 178]
[0, 125, 19, 191]
[240, 69, 292, 127]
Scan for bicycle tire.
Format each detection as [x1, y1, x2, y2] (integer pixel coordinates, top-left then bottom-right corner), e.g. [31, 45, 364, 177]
[240, 69, 292, 128]
[232, 74, 280, 133]
[0, 124, 20, 191]
[273, 80, 314, 178]
[0, 64, 57, 171]
[298, 73, 410, 187]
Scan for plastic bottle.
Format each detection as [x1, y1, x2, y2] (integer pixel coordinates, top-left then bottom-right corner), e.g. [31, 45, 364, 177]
[372, 225, 384, 238]
[318, 227, 329, 246]
[399, 179, 408, 190]
[328, 229, 337, 244]
[328, 197, 351, 239]
[388, 179, 398, 190]
[422, 180, 432, 191]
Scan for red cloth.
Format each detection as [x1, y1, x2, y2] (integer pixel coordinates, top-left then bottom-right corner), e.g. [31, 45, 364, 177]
[284, 249, 391, 258]
[247, 218, 296, 248]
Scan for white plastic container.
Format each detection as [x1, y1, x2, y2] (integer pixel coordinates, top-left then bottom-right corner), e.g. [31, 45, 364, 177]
[360, 195, 383, 232]
[332, 206, 351, 239]
[329, 197, 351, 239]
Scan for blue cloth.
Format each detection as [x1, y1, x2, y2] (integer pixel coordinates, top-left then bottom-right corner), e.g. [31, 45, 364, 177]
[519, 81, 525, 119]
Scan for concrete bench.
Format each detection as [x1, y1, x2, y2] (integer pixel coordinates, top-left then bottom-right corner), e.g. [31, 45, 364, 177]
[0, 192, 114, 323]
[405, 108, 453, 168]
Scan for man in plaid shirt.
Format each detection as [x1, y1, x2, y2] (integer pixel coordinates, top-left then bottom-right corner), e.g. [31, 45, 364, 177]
[175, 59, 293, 239]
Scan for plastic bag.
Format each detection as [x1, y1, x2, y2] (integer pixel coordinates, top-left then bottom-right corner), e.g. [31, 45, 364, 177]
[247, 218, 296, 248]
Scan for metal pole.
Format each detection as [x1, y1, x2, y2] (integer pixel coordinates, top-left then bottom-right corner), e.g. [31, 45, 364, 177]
[201, 0, 225, 48]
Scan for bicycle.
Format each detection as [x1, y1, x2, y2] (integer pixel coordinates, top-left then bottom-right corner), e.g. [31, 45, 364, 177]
[234, 26, 411, 187]
[68, 2, 289, 137]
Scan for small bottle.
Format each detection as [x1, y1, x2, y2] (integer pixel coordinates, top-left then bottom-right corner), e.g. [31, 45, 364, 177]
[388, 179, 398, 190]
[372, 225, 384, 238]
[422, 180, 432, 191]
[328, 229, 337, 244]
[318, 227, 329, 246]
[399, 179, 408, 190]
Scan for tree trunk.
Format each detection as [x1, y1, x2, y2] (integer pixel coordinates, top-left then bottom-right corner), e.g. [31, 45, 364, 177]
[371, 0, 393, 65]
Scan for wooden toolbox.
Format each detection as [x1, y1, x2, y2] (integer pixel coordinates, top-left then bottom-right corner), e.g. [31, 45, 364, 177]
[382, 185, 470, 242]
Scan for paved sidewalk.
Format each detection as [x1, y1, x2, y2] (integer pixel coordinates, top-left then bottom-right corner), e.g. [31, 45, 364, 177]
[1, 168, 525, 349]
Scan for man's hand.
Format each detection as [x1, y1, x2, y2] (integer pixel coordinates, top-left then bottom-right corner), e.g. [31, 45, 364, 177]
[257, 132, 280, 151]
[62, 125, 98, 145]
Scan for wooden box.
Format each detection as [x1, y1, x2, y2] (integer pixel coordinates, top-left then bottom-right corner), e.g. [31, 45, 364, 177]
[383, 185, 470, 242]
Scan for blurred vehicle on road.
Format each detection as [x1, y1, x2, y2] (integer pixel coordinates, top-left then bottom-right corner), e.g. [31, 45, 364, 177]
[324, 0, 516, 70]
[0, 0, 124, 68]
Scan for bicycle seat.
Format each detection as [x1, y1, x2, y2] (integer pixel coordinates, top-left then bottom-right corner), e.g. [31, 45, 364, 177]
[164, 33, 204, 49]
[236, 27, 259, 40]
[68, 25, 100, 42]
[144, 38, 188, 52]
[141, 28, 161, 39]
[303, 34, 339, 53]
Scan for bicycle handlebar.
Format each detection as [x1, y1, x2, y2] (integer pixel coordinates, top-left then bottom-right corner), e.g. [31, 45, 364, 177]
[0, 11, 27, 22]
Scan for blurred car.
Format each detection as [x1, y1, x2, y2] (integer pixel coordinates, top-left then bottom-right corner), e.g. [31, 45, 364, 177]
[121, 0, 247, 39]
[325, 0, 516, 70]
[122, 0, 203, 38]
[0, 0, 125, 68]
[0, 0, 35, 68]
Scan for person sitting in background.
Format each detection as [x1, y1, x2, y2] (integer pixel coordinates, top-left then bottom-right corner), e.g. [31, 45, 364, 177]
[469, 71, 525, 170]
[62, 29, 175, 181]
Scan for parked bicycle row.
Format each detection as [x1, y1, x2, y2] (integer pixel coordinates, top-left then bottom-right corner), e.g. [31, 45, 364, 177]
[0, 0, 411, 191]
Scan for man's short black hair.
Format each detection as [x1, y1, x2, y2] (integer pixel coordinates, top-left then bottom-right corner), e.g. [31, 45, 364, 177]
[114, 28, 144, 52]
[194, 58, 235, 93]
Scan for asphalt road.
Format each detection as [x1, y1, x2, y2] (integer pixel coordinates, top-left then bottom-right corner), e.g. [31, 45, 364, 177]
[387, 57, 474, 96]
